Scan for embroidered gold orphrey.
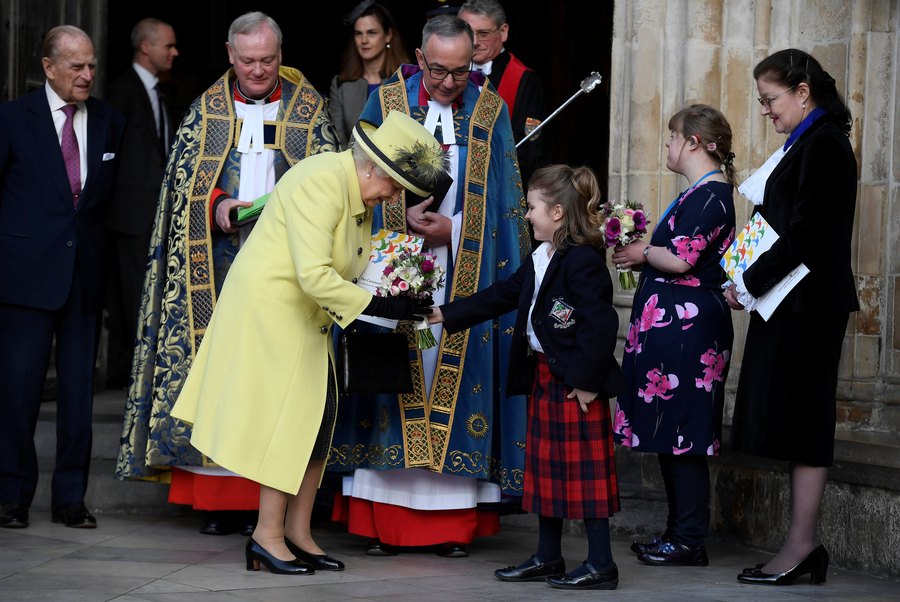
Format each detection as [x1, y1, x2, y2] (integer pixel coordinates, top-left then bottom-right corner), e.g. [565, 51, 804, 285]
[378, 74, 503, 472]
[184, 68, 325, 358]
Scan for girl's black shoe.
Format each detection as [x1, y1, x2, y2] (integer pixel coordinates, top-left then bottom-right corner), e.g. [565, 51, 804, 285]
[546, 562, 618, 590]
[245, 538, 314, 575]
[494, 555, 566, 582]
[737, 546, 828, 586]
[284, 536, 345, 571]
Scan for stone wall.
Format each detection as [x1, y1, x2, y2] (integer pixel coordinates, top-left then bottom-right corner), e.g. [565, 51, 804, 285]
[608, 0, 900, 578]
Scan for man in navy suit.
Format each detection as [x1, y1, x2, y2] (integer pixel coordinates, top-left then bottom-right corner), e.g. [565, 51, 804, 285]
[0, 25, 125, 529]
[104, 18, 178, 389]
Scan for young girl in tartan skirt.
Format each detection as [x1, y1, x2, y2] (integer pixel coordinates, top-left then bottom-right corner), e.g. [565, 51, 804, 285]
[433, 164, 629, 590]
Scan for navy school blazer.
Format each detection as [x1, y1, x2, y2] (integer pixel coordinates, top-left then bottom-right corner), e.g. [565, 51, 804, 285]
[442, 243, 629, 399]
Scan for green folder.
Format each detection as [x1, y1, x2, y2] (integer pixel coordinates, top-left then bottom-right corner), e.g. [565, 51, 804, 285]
[235, 192, 271, 226]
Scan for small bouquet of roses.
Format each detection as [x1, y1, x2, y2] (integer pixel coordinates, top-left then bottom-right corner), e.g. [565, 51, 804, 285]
[600, 200, 649, 289]
[377, 247, 446, 349]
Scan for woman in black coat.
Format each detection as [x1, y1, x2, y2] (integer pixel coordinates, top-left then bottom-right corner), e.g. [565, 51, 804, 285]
[725, 49, 858, 586]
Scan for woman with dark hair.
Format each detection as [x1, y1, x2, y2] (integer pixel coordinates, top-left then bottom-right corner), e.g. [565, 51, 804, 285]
[330, 1, 410, 149]
[724, 49, 858, 586]
[612, 105, 737, 567]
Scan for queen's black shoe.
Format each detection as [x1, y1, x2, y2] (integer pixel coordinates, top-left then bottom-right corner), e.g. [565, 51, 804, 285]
[284, 536, 345, 571]
[245, 538, 314, 575]
[737, 545, 829, 586]
[494, 555, 566, 582]
[546, 562, 619, 590]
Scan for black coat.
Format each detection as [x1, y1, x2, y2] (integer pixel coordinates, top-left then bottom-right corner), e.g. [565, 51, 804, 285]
[744, 116, 859, 314]
[0, 87, 125, 311]
[442, 244, 628, 399]
[104, 67, 173, 235]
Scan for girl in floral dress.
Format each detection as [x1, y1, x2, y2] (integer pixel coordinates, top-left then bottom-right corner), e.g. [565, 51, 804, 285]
[611, 105, 737, 566]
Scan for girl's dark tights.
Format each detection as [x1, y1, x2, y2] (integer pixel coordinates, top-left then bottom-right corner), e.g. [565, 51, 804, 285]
[526, 515, 614, 576]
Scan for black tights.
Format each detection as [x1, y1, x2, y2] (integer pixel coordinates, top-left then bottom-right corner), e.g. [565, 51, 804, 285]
[530, 514, 613, 575]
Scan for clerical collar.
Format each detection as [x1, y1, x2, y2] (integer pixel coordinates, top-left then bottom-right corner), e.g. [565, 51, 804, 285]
[419, 80, 462, 110]
[784, 106, 826, 150]
[234, 78, 282, 105]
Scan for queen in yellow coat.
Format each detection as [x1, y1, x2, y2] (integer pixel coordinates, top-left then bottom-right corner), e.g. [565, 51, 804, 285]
[172, 111, 447, 575]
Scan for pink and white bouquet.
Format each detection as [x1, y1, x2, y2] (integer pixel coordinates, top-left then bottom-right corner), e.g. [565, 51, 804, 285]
[600, 200, 649, 289]
[377, 247, 446, 348]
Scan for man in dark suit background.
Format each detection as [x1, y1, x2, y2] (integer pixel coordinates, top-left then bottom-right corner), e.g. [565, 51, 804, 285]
[104, 18, 178, 389]
[0, 25, 125, 529]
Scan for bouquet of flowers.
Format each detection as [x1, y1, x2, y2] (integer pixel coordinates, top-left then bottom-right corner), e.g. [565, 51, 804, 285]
[600, 200, 649, 289]
[377, 247, 446, 349]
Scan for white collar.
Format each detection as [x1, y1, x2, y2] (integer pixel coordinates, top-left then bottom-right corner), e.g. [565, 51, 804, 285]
[44, 80, 86, 114]
[132, 62, 159, 94]
[474, 48, 506, 76]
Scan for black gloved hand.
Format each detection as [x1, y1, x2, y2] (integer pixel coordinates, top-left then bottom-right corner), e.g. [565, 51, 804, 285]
[363, 296, 434, 321]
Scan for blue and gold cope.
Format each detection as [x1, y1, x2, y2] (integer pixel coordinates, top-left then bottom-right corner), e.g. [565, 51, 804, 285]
[116, 67, 338, 480]
[327, 66, 530, 494]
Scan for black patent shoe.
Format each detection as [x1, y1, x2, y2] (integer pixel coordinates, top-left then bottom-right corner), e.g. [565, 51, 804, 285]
[494, 555, 566, 582]
[284, 536, 345, 571]
[741, 562, 766, 574]
[366, 539, 399, 556]
[51, 503, 96, 528]
[547, 561, 619, 590]
[638, 542, 708, 566]
[436, 542, 468, 557]
[631, 534, 671, 555]
[245, 538, 314, 575]
[737, 545, 828, 586]
[0, 503, 29, 528]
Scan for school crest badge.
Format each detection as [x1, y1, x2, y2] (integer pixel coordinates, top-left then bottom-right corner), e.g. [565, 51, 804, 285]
[549, 297, 574, 327]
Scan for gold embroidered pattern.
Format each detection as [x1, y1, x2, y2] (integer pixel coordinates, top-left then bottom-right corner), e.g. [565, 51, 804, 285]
[515, 441, 525, 450]
[466, 412, 489, 440]
[328, 444, 404, 467]
[358, 419, 372, 428]
[504, 326, 515, 335]
[379, 406, 390, 432]
[481, 331, 490, 345]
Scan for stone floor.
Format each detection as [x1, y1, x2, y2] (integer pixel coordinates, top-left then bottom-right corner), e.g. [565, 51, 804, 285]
[1, 514, 898, 602]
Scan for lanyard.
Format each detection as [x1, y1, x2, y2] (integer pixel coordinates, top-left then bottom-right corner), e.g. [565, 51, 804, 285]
[655, 169, 721, 233]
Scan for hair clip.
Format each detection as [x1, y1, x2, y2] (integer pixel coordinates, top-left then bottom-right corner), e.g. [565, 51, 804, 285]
[723, 152, 735, 166]
[707, 142, 717, 152]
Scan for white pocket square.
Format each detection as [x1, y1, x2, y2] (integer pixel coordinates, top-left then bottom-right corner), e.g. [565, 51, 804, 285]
[102, 152, 116, 161]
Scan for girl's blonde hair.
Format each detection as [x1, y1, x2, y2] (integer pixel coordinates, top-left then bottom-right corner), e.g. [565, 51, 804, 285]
[528, 165, 606, 252]
[668, 104, 738, 187]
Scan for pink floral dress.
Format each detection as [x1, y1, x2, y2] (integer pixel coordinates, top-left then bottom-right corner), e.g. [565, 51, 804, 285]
[614, 182, 735, 456]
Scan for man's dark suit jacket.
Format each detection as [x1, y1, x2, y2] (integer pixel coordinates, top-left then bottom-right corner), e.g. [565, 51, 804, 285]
[443, 244, 628, 400]
[0, 87, 125, 311]
[743, 116, 859, 315]
[105, 67, 172, 236]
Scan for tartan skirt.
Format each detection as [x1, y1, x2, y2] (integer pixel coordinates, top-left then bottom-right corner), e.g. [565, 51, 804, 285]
[523, 353, 620, 519]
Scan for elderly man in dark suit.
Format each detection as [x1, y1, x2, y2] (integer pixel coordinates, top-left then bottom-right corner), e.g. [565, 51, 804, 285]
[0, 25, 125, 529]
[104, 18, 178, 389]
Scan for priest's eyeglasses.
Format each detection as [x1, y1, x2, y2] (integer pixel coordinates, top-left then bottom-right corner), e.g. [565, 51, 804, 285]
[757, 84, 797, 109]
[422, 54, 472, 81]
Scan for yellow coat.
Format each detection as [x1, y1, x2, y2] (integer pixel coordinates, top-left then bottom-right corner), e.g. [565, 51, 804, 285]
[171, 150, 373, 494]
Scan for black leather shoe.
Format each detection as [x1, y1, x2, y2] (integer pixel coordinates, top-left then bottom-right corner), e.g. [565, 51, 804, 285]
[51, 503, 96, 528]
[366, 539, 399, 556]
[631, 534, 671, 555]
[638, 542, 708, 566]
[0, 503, 29, 528]
[245, 538, 314, 575]
[200, 511, 238, 535]
[737, 546, 828, 586]
[436, 542, 468, 557]
[284, 536, 345, 571]
[494, 555, 565, 582]
[547, 562, 619, 590]
[741, 562, 766, 574]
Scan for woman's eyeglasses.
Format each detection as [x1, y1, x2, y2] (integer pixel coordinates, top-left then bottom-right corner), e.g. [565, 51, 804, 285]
[757, 84, 798, 109]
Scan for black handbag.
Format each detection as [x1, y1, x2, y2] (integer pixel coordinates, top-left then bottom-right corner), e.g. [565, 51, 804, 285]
[337, 331, 414, 395]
